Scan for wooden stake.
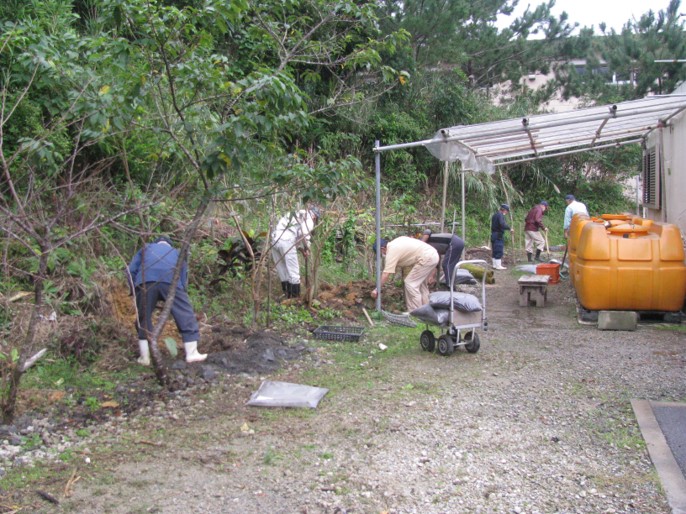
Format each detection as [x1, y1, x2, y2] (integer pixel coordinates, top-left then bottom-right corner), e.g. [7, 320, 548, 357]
[362, 307, 374, 327]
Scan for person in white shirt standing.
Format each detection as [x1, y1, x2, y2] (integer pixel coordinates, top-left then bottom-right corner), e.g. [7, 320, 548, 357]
[271, 206, 321, 298]
[563, 194, 589, 239]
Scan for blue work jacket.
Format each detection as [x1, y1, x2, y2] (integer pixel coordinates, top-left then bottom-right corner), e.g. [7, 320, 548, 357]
[128, 242, 188, 290]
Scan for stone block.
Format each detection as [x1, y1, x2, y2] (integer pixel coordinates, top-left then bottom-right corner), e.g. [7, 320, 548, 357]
[597, 310, 638, 331]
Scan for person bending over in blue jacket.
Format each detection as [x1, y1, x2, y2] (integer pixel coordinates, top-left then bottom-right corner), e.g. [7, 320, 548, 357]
[128, 236, 206, 365]
[420, 230, 465, 288]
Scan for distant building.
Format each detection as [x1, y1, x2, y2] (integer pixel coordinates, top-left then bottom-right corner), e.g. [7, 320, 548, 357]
[512, 59, 638, 113]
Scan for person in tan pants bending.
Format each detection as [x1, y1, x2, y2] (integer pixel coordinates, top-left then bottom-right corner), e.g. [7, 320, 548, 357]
[371, 236, 439, 312]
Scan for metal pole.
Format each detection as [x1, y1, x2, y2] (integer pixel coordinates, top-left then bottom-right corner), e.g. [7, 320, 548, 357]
[375, 140, 382, 312]
[461, 165, 466, 240]
[635, 174, 640, 216]
[658, 128, 666, 222]
[494, 138, 643, 166]
[441, 161, 448, 232]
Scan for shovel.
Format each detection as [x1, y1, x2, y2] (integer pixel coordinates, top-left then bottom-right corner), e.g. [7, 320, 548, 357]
[543, 230, 551, 261]
[559, 242, 569, 278]
[303, 251, 309, 296]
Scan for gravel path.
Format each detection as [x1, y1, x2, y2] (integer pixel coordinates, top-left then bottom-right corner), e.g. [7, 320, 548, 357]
[44, 270, 686, 512]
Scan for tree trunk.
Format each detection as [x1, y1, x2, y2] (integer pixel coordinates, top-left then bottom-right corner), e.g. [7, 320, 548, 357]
[2, 250, 47, 423]
[148, 194, 212, 389]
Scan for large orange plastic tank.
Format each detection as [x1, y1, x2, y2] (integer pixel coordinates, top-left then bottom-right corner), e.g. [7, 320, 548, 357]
[567, 213, 593, 286]
[573, 216, 686, 312]
[568, 213, 636, 287]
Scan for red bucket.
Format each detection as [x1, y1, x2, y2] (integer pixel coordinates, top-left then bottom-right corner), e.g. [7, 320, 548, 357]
[536, 263, 560, 284]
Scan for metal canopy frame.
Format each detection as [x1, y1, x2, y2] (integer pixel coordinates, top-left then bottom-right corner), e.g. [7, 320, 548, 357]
[375, 94, 686, 171]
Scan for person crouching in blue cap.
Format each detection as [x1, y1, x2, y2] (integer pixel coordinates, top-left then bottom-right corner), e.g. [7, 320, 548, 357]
[128, 236, 206, 365]
[490, 204, 513, 270]
[420, 229, 466, 287]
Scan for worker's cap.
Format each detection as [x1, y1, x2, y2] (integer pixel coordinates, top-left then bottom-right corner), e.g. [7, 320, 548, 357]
[565, 194, 575, 201]
[153, 236, 173, 246]
[423, 229, 432, 236]
[500, 203, 510, 212]
[309, 206, 322, 219]
[372, 238, 388, 253]
[540, 200, 549, 206]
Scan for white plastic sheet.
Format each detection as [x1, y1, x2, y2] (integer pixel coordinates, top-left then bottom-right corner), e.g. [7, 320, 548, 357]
[246, 380, 329, 409]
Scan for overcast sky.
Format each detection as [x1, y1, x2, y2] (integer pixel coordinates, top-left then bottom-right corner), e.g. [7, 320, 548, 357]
[497, 0, 678, 34]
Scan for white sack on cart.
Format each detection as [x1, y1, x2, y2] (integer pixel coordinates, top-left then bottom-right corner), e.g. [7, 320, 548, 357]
[429, 291, 482, 312]
[410, 304, 450, 325]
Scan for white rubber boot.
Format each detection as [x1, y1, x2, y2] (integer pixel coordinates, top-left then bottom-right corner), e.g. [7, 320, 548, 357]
[137, 339, 151, 366]
[494, 259, 507, 270]
[184, 341, 207, 363]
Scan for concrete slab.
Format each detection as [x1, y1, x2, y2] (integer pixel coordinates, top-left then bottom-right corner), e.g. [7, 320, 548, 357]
[632, 400, 686, 514]
[598, 310, 638, 331]
[653, 403, 686, 479]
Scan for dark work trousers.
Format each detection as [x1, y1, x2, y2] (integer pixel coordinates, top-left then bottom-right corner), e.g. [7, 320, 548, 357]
[443, 240, 465, 287]
[491, 235, 505, 259]
[135, 282, 200, 343]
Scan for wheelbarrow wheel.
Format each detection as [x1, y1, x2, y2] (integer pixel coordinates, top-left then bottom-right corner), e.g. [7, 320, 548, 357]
[437, 334, 455, 356]
[419, 330, 436, 352]
[464, 332, 480, 353]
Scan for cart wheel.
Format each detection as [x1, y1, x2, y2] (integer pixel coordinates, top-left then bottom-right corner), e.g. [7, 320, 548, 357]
[464, 332, 480, 353]
[420, 330, 436, 352]
[437, 334, 455, 356]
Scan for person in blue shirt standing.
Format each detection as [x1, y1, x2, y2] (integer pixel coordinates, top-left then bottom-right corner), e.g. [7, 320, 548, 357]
[128, 236, 206, 366]
[490, 204, 513, 270]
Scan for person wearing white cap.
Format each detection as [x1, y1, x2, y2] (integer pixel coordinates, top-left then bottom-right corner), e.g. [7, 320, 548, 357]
[563, 194, 588, 239]
[271, 206, 321, 298]
[490, 204, 513, 270]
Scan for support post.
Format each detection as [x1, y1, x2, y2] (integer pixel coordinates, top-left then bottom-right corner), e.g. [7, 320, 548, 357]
[461, 165, 466, 240]
[375, 140, 382, 312]
[441, 160, 448, 232]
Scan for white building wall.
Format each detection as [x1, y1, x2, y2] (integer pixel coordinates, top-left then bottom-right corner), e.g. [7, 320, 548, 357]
[645, 94, 686, 236]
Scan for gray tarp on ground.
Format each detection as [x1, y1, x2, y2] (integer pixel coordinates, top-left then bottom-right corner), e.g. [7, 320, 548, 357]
[247, 380, 329, 409]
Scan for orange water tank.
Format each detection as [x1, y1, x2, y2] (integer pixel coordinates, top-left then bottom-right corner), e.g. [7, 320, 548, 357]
[568, 213, 594, 286]
[573, 217, 686, 311]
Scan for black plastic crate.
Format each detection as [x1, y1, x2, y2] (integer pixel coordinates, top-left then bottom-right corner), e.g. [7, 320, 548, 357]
[313, 326, 365, 342]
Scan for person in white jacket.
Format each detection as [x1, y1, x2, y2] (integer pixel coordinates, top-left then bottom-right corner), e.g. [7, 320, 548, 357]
[271, 206, 321, 298]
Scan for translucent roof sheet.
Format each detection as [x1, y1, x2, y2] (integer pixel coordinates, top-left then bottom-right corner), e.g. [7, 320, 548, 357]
[375, 95, 686, 173]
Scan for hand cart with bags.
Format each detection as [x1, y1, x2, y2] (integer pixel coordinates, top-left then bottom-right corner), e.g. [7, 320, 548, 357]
[410, 260, 488, 356]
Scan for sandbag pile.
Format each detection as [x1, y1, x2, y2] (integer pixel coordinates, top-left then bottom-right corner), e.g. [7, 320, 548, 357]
[410, 291, 482, 326]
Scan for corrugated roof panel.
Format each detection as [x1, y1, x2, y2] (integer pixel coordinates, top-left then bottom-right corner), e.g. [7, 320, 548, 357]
[377, 94, 686, 171]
